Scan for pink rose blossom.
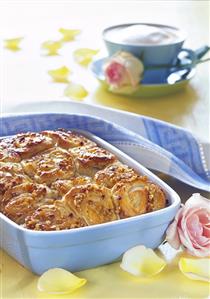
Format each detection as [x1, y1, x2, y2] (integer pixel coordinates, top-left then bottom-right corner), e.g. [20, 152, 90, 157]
[104, 51, 144, 89]
[166, 193, 210, 257]
[105, 62, 127, 87]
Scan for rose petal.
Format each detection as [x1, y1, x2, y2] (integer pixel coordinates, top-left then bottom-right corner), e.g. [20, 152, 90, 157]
[37, 268, 87, 294]
[203, 226, 210, 238]
[105, 62, 128, 88]
[187, 214, 203, 236]
[181, 208, 207, 244]
[41, 40, 62, 55]
[179, 258, 210, 282]
[74, 48, 99, 66]
[185, 247, 210, 258]
[59, 28, 81, 42]
[4, 37, 23, 51]
[124, 58, 144, 86]
[186, 213, 208, 246]
[64, 82, 88, 100]
[187, 214, 209, 247]
[179, 228, 210, 257]
[197, 210, 210, 226]
[185, 193, 210, 211]
[48, 66, 70, 83]
[190, 231, 209, 248]
[120, 245, 166, 277]
[166, 208, 183, 249]
[181, 207, 210, 253]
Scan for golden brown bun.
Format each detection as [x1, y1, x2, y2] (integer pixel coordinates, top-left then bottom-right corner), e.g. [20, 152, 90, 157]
[0, 132, 53, 160]
[24, 200, 87, 231]
[0, 172, 31, 199]
[64, 183, 119, 225]
[2, 183, 55, 224]
[146, 183, 166, 212]
[42, 130, 96, 149]
[50, 176, 91, 198]
[71, 146, 116, 177]
[0, 162, 32, 204]
[0, 161, 25, 174]
[22, 147, 75, 184]
[112, 176, 166, 218]
[112, 176, 148, 217]
[4, 195, 38, 224]
[0, 141, 21, 162]
[94, 162, 138, 188]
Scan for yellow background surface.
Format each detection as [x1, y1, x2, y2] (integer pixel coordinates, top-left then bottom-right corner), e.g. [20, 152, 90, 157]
[0, 1, 209, 298]
[1, 244, 210, 299]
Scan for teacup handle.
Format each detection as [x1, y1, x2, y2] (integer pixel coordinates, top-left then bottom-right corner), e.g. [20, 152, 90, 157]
[178, 46, 210, 67]
[194, 45, 210, 60]
[177, 48, 197, 66]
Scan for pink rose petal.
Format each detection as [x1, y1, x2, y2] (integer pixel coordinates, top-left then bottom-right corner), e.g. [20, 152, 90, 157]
[166, 208, 182, 249]
[203, 226, 210, 238]
[166, 220, 181, 249]
[187, 214, 203, 236]
[187, 217, 209, 247]
[197, 211, 210, 225]
[178, 229, 209, 257]
[185, 193, 210, 210]
[105, 62, 125, 86]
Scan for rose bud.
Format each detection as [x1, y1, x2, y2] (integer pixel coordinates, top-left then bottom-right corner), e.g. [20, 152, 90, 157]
[103, 51, 144, 89]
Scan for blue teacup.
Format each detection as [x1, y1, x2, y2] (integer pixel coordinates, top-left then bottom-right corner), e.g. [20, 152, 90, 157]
[102, 23, 193, 68]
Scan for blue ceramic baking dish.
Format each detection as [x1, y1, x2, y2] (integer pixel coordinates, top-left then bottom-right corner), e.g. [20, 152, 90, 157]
[0, 113, 180, 275]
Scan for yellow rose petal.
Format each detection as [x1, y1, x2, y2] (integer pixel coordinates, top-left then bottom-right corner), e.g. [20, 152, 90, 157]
[48, 66, 70, 83]
[41, 40, 62, 55]
[64, 82, 88, 100]
[4, 37, 23, 51]
[37, 268, 87, 294]
[74, 48, 99, 66]
[120, 245, 166, 277]
[59, 28, 81, 42]
[179, 258, 210, 283]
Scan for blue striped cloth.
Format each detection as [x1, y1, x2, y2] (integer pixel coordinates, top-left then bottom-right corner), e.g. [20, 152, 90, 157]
[1, 104, 209, 192]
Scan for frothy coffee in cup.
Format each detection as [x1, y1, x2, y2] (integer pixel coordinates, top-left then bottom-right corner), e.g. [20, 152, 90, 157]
[103, 23, 187, 67]
[105, 24, 183, 46]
